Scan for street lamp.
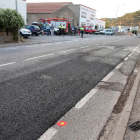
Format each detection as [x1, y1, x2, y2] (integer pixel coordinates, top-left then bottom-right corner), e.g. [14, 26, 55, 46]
[115, 4, 126, 31]
[15, 0, 18, 12]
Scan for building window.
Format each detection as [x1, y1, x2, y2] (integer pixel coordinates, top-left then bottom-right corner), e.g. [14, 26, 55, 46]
[90, 14, 94, 20]
[81, 12, 87, 18]
[81, 22, 86, 26]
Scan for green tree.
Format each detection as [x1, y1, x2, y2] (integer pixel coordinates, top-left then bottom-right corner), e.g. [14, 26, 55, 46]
[0, 8, 25, 41]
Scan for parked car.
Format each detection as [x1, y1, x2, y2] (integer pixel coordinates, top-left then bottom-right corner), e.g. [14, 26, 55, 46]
[25, 25, 40, 36]
[83, 26, 98, 34]
[20, 28, 31, 38]
[32, 22, 39, 26]
[105, 29, 114, 35]
[100, 29, 106, 35]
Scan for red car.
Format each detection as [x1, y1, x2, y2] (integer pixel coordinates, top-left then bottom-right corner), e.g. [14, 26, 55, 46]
[83, 26, 98, 34]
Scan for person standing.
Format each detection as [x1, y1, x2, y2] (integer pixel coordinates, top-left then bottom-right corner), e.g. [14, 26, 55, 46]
[62, 24, 65, 36]
[80, 26, 84, 38]
[59, 24, 62, 36]
[46, 23, 50, 36]
[79, 27, 80, 36]
[50, 24, 54, 36]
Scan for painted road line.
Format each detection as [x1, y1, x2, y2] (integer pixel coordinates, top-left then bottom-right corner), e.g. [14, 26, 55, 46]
[59, 49, 77, 54]
[0, 62, 16, 67]
[6, 47, 18, 50]
[102, 71, 114, 82]
[81, 46, 90, 49]
[38, 127, 58, 140]
[25, 54, 54, 61]
[115, 62, 123, 70]
[123, 49, 128, 51]
[75, 89, 97, 109]
[128, 54, 132, 57]
[124, 57, 129, 61]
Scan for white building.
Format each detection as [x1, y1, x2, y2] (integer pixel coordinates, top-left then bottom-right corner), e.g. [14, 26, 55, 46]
[95, 18, 105, 30]
[68, 4, 96, 28]
[67, 4, 105, 29]
[0, 0, 26, 24]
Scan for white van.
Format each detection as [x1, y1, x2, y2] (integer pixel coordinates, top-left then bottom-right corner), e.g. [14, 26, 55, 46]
[105, 29, 114, 35]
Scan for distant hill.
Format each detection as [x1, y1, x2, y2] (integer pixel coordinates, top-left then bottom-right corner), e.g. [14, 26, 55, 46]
[101, 10, 140, 27]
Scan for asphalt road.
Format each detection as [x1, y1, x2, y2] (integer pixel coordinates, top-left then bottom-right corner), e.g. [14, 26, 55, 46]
[0, 35, 140, 140]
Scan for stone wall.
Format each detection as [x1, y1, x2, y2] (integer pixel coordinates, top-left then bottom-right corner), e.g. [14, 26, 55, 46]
[0, 31, 13, 43]
[27, 13, 52, 25]
[52, 6, 77, 26]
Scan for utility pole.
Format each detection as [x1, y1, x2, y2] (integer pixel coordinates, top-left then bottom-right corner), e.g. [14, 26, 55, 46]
[115, 4, 126, 32]
[15, 0, 18, 12]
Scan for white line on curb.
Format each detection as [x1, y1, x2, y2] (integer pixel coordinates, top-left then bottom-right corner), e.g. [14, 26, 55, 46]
[128, 54, 132, 57]
[38, 127, 58, 140]
[0, 62, 16, 67]
[25, 54, 54, 61]
[115, 62, 123, 70]
[124, 57, 129, 61]
[102, 71, 114, 82]
[75, 89, 97, 109]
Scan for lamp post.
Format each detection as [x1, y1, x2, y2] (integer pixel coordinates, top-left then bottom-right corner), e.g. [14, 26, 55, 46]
[15, 0, 18, 12]
[115, 4, 126, 32]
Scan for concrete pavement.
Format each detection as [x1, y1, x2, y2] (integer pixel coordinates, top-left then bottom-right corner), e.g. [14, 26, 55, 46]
[0, 35, 140, 140]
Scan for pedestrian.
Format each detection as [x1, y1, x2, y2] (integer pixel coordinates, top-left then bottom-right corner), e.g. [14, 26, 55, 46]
[79, 27, 80, 36]
[59, 24, 62, 36]
[46, 23, 50, 36]
[80, 26, 84, 38]
[40, 24, 45, 35]
[50, 24, 54, 36]
[62, 24, 65, 36]
[72, 26, 75, 36]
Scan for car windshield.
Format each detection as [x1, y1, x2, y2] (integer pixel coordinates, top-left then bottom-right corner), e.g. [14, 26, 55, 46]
[25, 25, 31, 29]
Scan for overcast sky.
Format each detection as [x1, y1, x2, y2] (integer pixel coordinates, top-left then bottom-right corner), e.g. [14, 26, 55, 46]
[27, 0, 140, 19]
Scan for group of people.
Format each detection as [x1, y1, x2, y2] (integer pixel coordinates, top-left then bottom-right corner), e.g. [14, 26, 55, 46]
[40, 23, 55, 36]
[39, 23, 85, 37]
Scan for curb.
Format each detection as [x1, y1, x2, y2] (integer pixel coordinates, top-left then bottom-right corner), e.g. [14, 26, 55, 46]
[112, 62, 140, 140]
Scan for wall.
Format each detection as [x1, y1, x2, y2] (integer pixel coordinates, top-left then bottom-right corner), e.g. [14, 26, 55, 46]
[67, 5, 80, 26]
[80, 5, 96, 28]
[52, 6, 77, 27]
[95, 19, 105, 30]
[27, 13, 52, 25]
[0, 31, 13, 43]
[0, 0, 26, 24]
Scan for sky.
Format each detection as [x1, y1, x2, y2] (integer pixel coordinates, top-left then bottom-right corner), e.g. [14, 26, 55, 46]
[26, 0, 140, 19]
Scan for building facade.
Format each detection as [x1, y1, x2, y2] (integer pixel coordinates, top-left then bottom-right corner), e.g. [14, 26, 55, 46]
[0, 0, 27, 24]
[67, 4, 96, 28]
[27, 2, 77, 26]
[95, 19, 105, 30]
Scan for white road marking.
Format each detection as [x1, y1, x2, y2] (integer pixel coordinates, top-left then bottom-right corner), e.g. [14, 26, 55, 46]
[56, 42, 62, 44]
[128, 54, 132, 57]
[0, 62, 16, 67]
[102, 71, 114, 82]
[6, 47, 18, 50]
[38, 127, 58, 140]
[81, 46, 90, 49]
[123, 49, 128, 51]
[124, 57, 129, 61]
[75, 89, 97, 109]
[115, 62, 123, 69]
[25, 54, 54, 61]
[59, 49, 77, 54]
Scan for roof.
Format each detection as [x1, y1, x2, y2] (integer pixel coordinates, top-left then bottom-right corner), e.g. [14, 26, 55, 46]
[96, 18, 105, 22]
[81, 4, 96, 11]
[67, 4, 96, 11]
[27, 2, 72, 13]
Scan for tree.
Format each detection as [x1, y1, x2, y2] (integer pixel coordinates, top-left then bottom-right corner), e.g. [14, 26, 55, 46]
[0, 8, 25, 41]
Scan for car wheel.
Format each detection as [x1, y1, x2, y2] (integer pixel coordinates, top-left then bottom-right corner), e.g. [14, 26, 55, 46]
[36, 33, 39, 36]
